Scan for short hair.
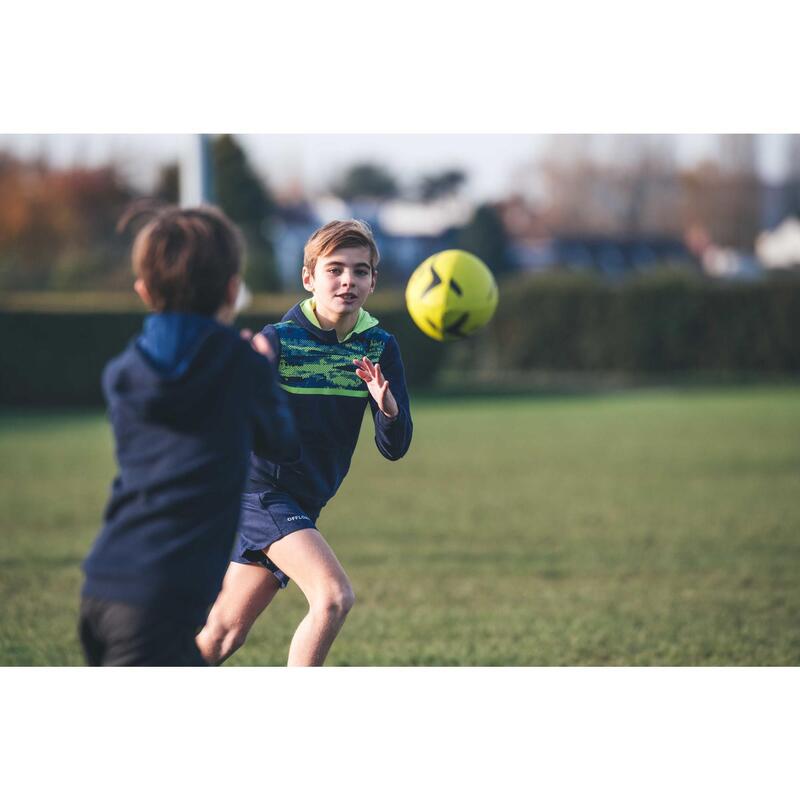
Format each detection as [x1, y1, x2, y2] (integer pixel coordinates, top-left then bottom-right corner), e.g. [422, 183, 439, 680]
[121, 203, 244, 315]
[303, 219, 380, 274]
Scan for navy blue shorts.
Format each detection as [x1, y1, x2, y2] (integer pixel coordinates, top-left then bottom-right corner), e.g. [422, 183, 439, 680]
[232, 490, 320, 588]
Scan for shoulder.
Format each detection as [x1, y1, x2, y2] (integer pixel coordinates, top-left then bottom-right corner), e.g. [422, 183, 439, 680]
[360, 325, 393, 349]
[370, 327, 402, 356]
[202, 325, 265, 374]
[104, 344, 133, 375]
[102, 339, 148, 387]
[268, 319, 302, 338]
[268, 320, 309, 357]
[101, 347, 130, 396]
[206, 324, 253, 365]
[370, 324, 392, 341]
[269, 320, 297, 332]
[353, 327, 404, 368]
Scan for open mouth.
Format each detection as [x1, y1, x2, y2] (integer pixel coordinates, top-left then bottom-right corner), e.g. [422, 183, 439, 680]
[336, 293, 357, 301]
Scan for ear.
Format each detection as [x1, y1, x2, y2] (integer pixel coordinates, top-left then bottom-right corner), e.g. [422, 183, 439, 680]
[134, 278, 153, 309]
[301, 266, 315, 292]
[225, 273, 241, 308]
[369, 269, 377, 294]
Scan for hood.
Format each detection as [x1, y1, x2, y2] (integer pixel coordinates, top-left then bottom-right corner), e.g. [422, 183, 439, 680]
[106, 312, 240, 426]
[137, 312, 219, 378]
[283, 300, 379, 343]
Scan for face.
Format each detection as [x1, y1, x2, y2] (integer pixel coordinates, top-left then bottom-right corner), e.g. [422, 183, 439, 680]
[302, 246, 376, 318]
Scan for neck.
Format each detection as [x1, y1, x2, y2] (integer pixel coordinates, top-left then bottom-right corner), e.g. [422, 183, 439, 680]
[215, 304, 234, 325]
[312, 303, 359, 342]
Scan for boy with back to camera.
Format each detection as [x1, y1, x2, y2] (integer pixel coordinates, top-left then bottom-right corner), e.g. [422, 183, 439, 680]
[196, 220, 413, 666]
[79, 204, 300, 666]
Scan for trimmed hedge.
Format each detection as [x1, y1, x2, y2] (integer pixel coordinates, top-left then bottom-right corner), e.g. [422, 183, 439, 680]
[0, 304, 447, 407]
[489, 272, 800, 373]
[1, 274, 799, 406]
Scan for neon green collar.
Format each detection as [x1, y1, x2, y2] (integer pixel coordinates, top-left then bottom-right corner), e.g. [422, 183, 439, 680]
[300, 298, 379, 342]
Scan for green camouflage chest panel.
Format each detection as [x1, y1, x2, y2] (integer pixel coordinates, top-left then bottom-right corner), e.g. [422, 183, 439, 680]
[275, 322, 389, 397]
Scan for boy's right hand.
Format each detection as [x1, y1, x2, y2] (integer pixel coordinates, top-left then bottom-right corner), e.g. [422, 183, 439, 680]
[241, 329, 275, 362]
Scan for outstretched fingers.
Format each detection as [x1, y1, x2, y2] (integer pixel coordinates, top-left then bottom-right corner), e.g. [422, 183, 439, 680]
[353, 357, 374, 380]
[354, 358, 391, 416]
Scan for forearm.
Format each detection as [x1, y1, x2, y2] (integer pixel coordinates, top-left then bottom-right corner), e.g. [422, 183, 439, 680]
[378, 387, 399, 419]
[374, 404, 412, 460]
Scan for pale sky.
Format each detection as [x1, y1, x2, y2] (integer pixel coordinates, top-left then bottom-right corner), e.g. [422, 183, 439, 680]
[0, 134, 793, 202]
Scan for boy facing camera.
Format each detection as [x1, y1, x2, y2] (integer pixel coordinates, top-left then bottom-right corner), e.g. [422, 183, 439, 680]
[197, 219, 413, 666]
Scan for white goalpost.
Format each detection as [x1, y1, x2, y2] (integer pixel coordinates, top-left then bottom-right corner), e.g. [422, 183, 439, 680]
[179, 134, 214, 207]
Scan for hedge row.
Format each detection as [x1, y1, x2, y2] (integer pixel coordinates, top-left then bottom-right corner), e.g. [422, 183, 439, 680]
[1, 274, 799, 406]
[488, 272, 800, 373]
[0, 304, 447, 407]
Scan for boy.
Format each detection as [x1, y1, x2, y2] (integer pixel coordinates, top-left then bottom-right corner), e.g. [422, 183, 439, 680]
[196, 219, 412, 666]
[79, 204, 299, 666]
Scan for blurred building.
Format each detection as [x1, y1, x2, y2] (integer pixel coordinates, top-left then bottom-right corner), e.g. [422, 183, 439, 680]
[271, 195, 471, 288]
[756, 217, 800, 270]
[496, 195, 698, 278]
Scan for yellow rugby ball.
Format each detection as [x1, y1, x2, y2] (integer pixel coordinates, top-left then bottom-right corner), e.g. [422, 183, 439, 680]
[405, 250, 499, 341]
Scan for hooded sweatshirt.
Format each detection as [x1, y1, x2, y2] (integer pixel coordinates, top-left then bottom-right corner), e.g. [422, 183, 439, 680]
[247, 301, 412, 513]
[82, 312, 299, 625]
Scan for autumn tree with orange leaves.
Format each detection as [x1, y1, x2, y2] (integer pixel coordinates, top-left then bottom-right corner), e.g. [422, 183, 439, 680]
[0, 154, 134, 291]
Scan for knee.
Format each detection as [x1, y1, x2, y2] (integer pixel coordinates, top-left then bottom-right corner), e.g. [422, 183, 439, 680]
[200, 611, 249, 663]
[339, 584, 356, 616]
[312, 581, 355, 620]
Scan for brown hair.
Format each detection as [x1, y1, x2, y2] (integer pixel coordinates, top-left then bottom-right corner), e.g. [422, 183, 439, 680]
[303, 219, 380, 274]
[119, 202, 244, 315]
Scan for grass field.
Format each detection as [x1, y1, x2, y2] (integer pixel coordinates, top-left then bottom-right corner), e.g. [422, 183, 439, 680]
[1, 386, 799, 666]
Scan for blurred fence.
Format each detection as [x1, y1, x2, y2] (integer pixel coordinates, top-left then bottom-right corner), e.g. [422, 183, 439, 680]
[2, 274, 799, 406]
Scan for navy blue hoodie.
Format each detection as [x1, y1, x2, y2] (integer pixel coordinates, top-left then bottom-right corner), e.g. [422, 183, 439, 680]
[82, 313, 299, 626]
[247, 301, 412, 513]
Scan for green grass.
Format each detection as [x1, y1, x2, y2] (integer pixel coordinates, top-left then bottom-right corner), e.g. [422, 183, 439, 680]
[2, 386, 799, 665]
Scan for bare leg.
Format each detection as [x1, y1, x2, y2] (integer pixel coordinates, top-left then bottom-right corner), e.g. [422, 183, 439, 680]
[266, 528, 354, 666]
[196, 562, 280, 665]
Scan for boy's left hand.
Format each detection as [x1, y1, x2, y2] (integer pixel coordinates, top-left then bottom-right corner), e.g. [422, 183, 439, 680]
[354, 356, 398, 419]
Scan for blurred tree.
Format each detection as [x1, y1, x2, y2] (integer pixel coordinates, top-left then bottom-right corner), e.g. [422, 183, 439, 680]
[418, 169, 467, 202]
[537, 136, 764, 252]
[540, 137, 681, 238]
[154, 162, 180, 204]
[213, 134, 273, 223]
[614, 136, 680, 236]
[0, 155, 133, 290]
[331, 163, 399, 201]
[212, 134, 280, 291]
[714, 134, 760, 250]
[718, 134, 757, 176]
[784, 135, 800, 218]
[676, 136, 761, 251]
[457, 204, 512, 276]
